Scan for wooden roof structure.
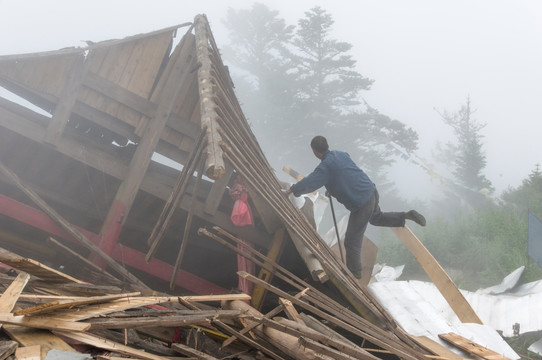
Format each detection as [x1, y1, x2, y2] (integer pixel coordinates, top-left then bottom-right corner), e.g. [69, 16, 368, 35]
[0, 14, 487, 360]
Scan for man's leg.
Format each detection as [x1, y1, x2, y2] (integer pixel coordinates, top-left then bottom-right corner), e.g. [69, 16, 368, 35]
[344, 193, 375, 277]
[368, 190, 407, 227]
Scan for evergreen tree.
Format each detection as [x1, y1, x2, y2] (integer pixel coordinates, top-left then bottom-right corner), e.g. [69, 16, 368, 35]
[502, 164, 542, 217]
[291, 6, 373, 131]
[436, 97, 493, 208]
[221, 4, 419, 195]
[221, 3, 297, 164]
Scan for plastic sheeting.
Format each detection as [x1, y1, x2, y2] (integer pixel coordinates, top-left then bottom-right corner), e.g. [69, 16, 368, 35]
[369, 281, 520, 359]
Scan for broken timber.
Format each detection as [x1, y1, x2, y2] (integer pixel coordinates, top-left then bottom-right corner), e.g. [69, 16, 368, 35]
[392, 226, 482, 324]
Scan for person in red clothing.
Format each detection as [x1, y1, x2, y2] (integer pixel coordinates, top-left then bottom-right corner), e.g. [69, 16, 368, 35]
[285, 136, 426, 279]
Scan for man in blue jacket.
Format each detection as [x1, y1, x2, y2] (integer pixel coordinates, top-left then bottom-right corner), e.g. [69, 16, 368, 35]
[285, 136, 426, 279]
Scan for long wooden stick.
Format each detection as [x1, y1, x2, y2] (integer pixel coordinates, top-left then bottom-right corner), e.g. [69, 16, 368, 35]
[170, 156, 205, 289]
[146, 130, 206, 261]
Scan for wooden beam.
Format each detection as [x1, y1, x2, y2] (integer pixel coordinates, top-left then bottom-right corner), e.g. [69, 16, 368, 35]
[0, 314, 90, 332]
[194, 15, 225, 180]
[0, 258, 84, 284]
[45, 54, 89, 144]
[251, 228, 286, 310]
[392, 226, 482, 324]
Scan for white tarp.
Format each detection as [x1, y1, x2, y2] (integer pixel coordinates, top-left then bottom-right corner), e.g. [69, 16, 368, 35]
[368, 267, 534, 359]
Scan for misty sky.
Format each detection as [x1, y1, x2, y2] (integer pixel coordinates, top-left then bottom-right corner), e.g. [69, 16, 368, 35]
[1, 0, 541, 198]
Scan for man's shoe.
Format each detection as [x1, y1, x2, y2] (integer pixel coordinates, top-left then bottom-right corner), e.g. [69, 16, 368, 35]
[352, 270, 362, 279]
[405, 210, 426, 226]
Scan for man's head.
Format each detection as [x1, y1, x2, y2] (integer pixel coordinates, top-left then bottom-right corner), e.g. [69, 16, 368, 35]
[310, 136, 329, 159]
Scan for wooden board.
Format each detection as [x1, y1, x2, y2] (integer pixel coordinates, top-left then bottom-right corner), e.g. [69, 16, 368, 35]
[13, 292, 140, 316]
[0, 272, 30, 313]
[0, 257, 84, 284]
[411, 335, 466, 360]
[14, 345, 40, 360]
[392, 226, 482, 324]
[54, 331, 170, 360]
[33, 294, 251, 322]
[439, 333, 511, 360]
[0, 313, 90, 332]
[3, 325, 75, 358]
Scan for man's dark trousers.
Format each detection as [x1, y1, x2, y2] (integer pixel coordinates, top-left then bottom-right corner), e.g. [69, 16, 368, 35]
[344, 190, 405, 274]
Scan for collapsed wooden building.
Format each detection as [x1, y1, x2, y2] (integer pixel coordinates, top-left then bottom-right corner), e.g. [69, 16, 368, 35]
[0, 14, 503, 360]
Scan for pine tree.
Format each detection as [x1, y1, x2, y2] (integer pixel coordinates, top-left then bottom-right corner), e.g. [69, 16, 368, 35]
[291, 7, 373, 131]
[436, 97, 493, 207]
[502, 164, 542, 216]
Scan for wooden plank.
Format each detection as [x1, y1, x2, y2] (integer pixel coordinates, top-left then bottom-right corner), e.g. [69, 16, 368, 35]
[0, 340, 17, 360]
[251, 228, 286, 309]
[0, 272, 30, 313]
[3, 326, 75, 357]
[54, 331, 171, 360]
[411, 335, 465, 360]
[13, 292, 140, 316]
[203, 161, 233, 215]
[278, 298, 302, 323]
[45, 54, 89, 144]
[14, 345, 40, 360]
[171, 343, 219, 360]
[0, 313, 89, 332]
[392, 227, 482, 324]
[438, 333, 511, 360]
[23, 293, 250, 322]
[245, 180, 282, 234]
[88, 311, 241, 330]
[0, 257, 84, 284]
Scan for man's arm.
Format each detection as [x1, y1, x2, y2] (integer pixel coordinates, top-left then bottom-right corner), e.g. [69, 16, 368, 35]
[288, 164, 329, 197]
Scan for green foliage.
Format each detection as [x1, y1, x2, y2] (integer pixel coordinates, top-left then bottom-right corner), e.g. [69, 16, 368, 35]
[378, 204, 542, 290]
[502, 164, 542, 217]
[435, 97, 493, 211]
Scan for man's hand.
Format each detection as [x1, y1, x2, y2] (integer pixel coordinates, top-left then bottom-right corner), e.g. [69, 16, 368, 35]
[282, 188, 292, 195]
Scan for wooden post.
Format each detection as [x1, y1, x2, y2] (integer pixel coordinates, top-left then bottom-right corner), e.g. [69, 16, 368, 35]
[392, 226, 482, 324]
[251, 228, 286, 310]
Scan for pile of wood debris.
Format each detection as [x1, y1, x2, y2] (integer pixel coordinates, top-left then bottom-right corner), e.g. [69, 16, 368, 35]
[0, 246, 423, 360]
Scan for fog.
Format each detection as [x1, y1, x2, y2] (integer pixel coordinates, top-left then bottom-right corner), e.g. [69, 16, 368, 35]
[1, 0, 541, 200]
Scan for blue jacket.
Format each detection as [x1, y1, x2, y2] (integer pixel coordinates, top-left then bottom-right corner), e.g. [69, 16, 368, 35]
[290, 150, 375, 212]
